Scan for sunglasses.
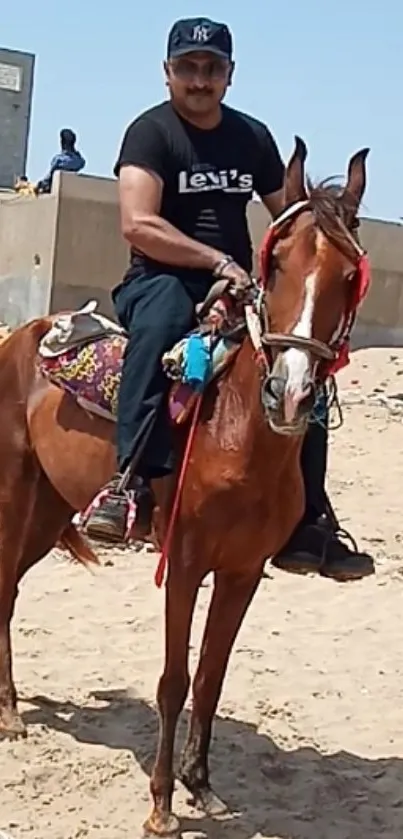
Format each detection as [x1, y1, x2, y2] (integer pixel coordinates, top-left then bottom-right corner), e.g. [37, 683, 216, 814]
[169, 58, 231, 82]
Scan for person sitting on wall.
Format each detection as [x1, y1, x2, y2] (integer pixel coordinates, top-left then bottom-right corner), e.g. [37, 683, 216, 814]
[35, 128, 86, 194]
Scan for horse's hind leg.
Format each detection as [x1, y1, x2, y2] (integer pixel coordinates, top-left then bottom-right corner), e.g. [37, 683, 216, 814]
[0, 457, 51, 738]
[0, 572, 23, 738]
[178, 569, 261, 814]
[4, 468, 74, 738]
[0, 494, 37, 736]
[16, 468, 74, 584]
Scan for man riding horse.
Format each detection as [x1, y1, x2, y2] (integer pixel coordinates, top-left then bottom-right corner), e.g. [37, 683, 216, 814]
[86, 16, 374, 582]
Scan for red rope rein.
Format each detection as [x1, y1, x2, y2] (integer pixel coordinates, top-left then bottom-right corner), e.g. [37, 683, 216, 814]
[154, 391, 204, 588]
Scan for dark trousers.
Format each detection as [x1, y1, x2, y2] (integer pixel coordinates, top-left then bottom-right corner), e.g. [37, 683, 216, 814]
[300, 415, 330, 525]
[112, 271, 211, 478]
[112, 270, 330, 520]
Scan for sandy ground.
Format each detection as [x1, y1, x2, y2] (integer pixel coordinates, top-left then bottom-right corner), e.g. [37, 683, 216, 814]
[2, 347, 403, 839]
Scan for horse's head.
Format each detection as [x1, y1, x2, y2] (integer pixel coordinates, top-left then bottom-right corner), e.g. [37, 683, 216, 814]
[260, 136, 369, 435]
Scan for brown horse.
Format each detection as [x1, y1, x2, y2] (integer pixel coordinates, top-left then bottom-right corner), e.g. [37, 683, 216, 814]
[0, 137, 369, 835]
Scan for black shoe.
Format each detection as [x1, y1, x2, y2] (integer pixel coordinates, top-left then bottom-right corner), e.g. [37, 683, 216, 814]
[83, 474, 155, 544]
[272, 515, 375, 582]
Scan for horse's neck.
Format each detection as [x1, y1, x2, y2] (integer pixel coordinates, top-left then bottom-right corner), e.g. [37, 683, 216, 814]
[205, 339, 265, 453]
[207, 338, 302, 474]
[228, 339, 262, 416]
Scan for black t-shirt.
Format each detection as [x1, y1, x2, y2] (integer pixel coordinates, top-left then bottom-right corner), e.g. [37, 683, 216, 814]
[114, 101, 284, 279]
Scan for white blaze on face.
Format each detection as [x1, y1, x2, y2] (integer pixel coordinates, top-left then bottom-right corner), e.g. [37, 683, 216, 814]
[283, 270, 317, 397]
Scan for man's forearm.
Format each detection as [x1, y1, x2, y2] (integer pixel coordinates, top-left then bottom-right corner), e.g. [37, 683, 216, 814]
[122, 214, 225, 271]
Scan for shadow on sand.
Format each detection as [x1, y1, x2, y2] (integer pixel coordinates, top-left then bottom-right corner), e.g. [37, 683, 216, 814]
[22, 689, 403, 838]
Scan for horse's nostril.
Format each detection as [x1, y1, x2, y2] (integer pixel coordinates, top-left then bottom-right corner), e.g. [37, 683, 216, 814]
[265, 375, 285, 401]
[261, 374, 286, 415]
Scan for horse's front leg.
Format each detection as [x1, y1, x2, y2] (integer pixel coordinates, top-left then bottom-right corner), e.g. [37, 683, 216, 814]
[178, 568, 261, 814]
[143, 565, 202, 839]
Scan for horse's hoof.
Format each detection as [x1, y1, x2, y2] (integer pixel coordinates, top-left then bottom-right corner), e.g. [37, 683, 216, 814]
[187, 788, 228, 817]
[0, 709, 27, 740]
[142, 812, 182, 838]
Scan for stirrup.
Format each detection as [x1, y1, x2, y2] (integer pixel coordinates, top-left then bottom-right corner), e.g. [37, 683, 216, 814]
[79, 484, 138, 542]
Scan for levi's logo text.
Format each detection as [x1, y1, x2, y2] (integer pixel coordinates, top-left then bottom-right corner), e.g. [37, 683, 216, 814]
[178, 168, 253, 194]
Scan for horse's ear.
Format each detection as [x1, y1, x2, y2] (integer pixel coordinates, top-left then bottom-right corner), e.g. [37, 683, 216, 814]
[342, 147, 370, 216]
[284, 136, 308, 205]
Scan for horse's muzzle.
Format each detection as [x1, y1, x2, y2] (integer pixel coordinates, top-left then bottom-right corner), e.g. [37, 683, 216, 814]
[261, 371, 316, 435]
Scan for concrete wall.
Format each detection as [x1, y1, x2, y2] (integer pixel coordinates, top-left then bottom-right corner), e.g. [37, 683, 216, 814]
[0, 171, 403, 348]
[0, 48, 35, 188]
[0, 190, 57, 326]
[50, 173, 127, 318]
[352, 220, 403, 348]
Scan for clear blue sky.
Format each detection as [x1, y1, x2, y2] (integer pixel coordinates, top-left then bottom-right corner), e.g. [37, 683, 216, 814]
[3, 0, 402, 221]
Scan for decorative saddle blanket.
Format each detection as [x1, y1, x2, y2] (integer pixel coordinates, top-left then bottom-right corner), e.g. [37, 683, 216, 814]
[38, 299, 241, 425]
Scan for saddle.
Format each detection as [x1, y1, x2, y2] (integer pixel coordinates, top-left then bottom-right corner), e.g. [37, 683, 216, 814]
[38, 285, 246, 426]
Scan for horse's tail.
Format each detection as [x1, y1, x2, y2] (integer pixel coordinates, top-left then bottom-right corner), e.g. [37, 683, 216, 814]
[57, 522, 100, 569]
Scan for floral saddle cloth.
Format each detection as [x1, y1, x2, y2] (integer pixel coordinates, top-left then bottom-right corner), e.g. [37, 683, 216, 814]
[38, 299, 241, 426]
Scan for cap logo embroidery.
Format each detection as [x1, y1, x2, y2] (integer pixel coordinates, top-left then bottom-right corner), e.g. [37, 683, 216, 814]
[192, 24, 210, 42]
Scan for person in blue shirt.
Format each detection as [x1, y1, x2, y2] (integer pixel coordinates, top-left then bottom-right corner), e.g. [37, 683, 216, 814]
[36, 128, 86, 194]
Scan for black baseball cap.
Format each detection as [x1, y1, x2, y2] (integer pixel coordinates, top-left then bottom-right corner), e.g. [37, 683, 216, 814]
[167, 17, 233, 61]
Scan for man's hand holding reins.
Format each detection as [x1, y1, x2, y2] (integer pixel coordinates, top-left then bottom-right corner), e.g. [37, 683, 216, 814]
[213, 256, 253, 299]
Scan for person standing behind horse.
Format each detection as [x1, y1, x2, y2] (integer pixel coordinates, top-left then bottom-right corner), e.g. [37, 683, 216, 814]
[86, 16, 374, 582]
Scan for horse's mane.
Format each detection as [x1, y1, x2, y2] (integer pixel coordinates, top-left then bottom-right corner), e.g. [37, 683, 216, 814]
[306, 176, 360, 258]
